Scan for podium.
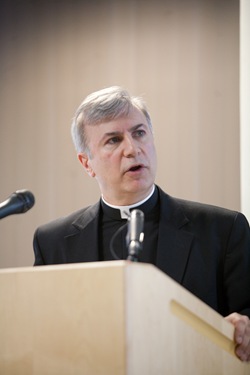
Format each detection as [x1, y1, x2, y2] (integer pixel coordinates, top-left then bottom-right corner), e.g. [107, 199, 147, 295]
[0, 261, 249, 374]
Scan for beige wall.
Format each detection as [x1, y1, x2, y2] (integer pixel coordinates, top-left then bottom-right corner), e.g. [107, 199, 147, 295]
[240, 0, 250, 220]
[0, 0, 240, 268]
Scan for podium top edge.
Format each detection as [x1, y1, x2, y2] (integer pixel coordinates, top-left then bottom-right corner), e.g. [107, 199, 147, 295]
[0, 260, 154, 274]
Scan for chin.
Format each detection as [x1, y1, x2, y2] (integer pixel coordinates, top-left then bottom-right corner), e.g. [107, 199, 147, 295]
[127, 181, 153, 196]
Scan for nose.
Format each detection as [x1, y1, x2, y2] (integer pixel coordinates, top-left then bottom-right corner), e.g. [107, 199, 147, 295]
[123, 136, 140, 158]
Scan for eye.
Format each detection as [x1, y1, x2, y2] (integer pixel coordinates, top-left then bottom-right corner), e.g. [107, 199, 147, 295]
[106, 136, 121, 145]
[133, 129, 146, 138]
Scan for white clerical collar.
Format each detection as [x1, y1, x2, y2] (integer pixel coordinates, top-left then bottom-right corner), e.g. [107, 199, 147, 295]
[101, 185, 155, 219]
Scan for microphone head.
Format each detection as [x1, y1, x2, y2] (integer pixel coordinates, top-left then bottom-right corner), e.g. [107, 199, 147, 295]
[0, 189, 35, 219]
[129, 209, 144, 241]
[14, 190, 35, 213]
[126, 209, 144, 262]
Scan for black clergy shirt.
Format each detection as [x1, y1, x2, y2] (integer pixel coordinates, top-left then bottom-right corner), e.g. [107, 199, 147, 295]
[99, 186, 160, 264]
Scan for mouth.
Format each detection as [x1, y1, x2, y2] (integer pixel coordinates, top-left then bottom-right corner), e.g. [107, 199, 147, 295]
[126, 164, 145, 173]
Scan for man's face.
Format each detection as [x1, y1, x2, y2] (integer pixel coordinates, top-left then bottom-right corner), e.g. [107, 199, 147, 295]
[78, 108, 157, 205]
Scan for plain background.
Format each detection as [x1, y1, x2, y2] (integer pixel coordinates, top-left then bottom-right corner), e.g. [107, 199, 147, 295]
[0, 0, 247, 268]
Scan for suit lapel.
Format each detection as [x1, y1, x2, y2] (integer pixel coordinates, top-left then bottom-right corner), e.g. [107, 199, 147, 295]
[64, 202, 100, 263]
[156, 189, 194, 284]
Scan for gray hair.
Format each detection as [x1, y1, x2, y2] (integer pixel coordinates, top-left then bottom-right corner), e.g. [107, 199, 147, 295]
[71, 86, 152, 154]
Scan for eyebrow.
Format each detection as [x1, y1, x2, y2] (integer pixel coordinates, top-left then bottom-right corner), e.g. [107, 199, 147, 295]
[101, 123, 146, 141]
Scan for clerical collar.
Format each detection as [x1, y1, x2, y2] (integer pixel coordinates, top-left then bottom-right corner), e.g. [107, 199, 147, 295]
[101, 185, 156, 219]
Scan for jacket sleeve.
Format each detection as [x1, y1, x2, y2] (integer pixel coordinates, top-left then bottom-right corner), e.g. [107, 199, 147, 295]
[223, 212, 250, 317]
[33, 228, 46, 266]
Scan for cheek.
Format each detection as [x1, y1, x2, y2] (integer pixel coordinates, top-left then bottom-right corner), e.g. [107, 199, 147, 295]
[148, 146, 157, 171]
[90, 153, 116, 174]
[146, 143, 157, 158]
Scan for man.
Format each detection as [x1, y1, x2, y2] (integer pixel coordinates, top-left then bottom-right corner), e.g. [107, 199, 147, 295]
[34, 86, 250, 361]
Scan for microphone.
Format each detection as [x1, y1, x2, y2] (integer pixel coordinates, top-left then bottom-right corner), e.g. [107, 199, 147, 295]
[0, 190, 35, 220]
[127, 209, 144, 262]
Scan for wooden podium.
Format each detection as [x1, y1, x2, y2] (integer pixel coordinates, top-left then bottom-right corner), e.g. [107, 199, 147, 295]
[0, 261, 249, 374]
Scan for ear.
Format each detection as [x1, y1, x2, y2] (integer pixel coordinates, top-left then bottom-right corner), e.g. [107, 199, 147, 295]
[78, 153, 96, 178]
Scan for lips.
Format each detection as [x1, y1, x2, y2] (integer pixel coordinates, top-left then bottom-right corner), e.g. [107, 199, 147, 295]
[125, 164, 145, 173]
[129, 165, 142, 171]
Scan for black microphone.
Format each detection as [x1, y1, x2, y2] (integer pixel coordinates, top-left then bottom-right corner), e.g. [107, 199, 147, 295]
[0, 190, 35, 220]
[127, 209, 144, 262]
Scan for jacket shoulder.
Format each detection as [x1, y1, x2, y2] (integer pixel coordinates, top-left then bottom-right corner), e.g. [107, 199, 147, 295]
[157, 186, 249, 226]
[34, 202, 100, 238]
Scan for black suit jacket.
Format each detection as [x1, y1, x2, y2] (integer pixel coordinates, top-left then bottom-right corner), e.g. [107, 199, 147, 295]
[33, 186, 250, 317]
